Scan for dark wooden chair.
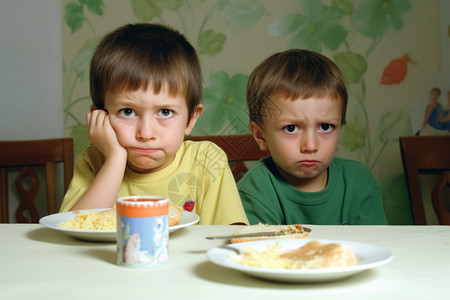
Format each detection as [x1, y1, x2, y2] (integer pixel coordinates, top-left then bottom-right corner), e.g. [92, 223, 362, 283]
[399, 136, 450, 225]
[0, 138, 74, 223]
[185, 135, 269, 182]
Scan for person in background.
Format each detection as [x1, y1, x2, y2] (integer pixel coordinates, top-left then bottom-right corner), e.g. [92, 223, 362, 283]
[438, 90, 450, 132]
[418, 87, 450, 135]
[60, 23, 248, 225]
[421, 87, 442, 130]
[238, 49, 386, 225]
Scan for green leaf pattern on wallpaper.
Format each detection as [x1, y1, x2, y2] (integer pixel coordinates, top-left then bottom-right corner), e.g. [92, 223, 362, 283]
[269, 0, 348, 52]
[194, 72, 250, 135]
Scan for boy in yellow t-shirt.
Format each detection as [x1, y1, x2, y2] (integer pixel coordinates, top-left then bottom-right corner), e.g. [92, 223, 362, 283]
[60, 23, 248, 225]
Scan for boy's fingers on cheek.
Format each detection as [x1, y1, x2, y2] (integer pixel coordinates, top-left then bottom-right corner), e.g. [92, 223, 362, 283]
[87, 111, 95, 127]
[90, 110, 104, 129]
[90, 111, 99, 127]
[94, 110, 106, 126]
[86, 110, 111, 135]
[101, 113, 111, 127]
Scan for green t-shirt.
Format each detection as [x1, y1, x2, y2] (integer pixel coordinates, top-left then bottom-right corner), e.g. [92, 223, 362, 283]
[238, 157, 386, 225]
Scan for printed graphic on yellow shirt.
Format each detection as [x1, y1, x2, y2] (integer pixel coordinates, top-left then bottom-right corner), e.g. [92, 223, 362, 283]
[167, 173, 201, 210]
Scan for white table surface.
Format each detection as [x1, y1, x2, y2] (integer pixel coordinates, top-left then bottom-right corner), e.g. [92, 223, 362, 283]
[1, 224, 449, 300]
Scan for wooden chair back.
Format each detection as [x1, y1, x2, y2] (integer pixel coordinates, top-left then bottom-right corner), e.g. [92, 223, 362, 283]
[399, 136, 450, 225]
[185, 135, 269, 181]
[0, 138, 74, 223]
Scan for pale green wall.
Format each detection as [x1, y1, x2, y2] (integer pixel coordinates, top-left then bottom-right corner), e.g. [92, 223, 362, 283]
[0, 0, 65, 221]
[61, 0, 447, 224]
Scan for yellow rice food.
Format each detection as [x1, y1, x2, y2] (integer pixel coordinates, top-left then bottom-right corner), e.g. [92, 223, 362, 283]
[60, 210, 116, 230]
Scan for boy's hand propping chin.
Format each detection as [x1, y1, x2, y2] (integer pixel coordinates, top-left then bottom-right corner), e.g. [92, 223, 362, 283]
[86, 109, 127, 161]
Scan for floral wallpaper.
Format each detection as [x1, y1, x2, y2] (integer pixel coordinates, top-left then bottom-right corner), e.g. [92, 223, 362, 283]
[61, 0, 444, 224]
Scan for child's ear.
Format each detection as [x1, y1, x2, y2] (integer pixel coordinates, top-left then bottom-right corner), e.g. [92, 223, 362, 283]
[249, 121, 268, 151]
[184, 104, 203, 135]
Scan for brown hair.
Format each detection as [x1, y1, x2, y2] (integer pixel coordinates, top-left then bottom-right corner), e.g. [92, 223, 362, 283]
[90, 23, 202, 121]
[246, 49, 347, 127]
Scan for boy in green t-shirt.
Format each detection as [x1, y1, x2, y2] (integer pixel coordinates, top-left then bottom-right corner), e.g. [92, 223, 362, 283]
[238, 49, 386, 225]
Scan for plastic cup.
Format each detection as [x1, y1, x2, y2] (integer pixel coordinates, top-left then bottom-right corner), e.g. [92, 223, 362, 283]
[116, 196, 169, 267]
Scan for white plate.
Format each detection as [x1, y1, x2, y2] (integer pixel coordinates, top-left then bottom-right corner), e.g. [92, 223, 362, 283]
[206, 239, 393, 283]
[39, 209, 200, 242]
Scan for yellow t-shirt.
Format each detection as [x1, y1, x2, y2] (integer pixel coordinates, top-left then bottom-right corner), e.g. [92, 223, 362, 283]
[60, 140, 248, 225]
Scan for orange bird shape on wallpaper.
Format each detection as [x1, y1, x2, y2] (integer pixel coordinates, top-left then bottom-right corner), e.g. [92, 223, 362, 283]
[380, 54, 417, 85]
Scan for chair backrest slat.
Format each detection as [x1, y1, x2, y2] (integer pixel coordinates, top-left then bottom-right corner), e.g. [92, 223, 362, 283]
[0, 138, 74, 223]
[185, 135, 269, 181]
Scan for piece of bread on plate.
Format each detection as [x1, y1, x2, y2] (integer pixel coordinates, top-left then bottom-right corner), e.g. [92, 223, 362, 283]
[169, 203, 182, 226]
[230, 223, 309, 244]
[98, 208, 116, 216]
[279, 240, 357, 268]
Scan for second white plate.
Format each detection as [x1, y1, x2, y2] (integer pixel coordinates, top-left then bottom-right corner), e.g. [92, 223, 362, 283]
[206, 239, 393, 283]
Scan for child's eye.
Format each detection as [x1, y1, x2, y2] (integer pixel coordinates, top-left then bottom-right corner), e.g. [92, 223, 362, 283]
[319, 123, 334, 133]
[119, 108, 136, 118]
[283, 125, 298, 134]
[158, 109, 174, 118]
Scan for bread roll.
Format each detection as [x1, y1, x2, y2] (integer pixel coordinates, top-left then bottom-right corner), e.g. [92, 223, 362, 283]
[280, 240, 357, 268]
[98, 208, 116, 218]
[169, 203, 182, 226]
[230, 223, 309, 243]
